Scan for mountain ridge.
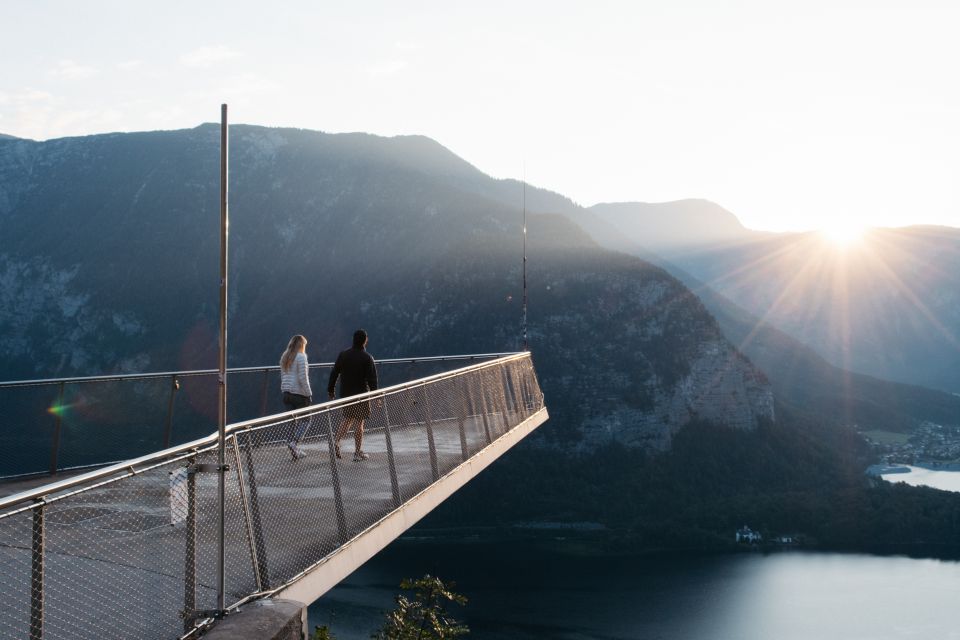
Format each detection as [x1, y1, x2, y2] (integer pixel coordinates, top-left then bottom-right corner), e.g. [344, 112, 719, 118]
[0, 124, 771, 462]
[5, 124, 960, 556]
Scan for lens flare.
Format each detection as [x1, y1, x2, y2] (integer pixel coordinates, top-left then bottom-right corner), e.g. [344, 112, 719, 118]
[820, 222, 866, 247]
[47, 403, 67, 417]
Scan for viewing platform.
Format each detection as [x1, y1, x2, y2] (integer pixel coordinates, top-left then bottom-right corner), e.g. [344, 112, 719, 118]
[0, 352, 547, 639]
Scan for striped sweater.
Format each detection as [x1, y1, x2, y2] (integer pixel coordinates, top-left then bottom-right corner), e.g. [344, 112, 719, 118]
[280, 352, 312, 398]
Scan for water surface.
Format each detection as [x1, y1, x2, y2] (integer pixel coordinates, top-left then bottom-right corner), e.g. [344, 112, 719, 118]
[309, 540, 960, 639]
[881, 465, 960, 492]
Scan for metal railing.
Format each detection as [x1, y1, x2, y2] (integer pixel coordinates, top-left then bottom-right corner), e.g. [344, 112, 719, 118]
[0, 353, 515, 479]
[0, 352, 544, 640]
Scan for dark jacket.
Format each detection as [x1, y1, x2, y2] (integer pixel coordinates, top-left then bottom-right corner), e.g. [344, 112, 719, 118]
[327, 347, 378, 397]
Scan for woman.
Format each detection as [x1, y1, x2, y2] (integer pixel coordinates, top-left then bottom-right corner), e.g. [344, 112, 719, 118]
[280, 334, 312, 459]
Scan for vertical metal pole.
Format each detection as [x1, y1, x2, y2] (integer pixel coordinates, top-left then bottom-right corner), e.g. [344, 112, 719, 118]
[518, 362, 530, 416]
[182, 456, 197, 634]
[231, 436, 263, 592]
[325, 413, 348, 543]
[464, 373, 479, 451]
[29, 501, 44, 640]
[163, 376, 180, 449]
[501, 366, 517, 422]
[522, 178, 528, 351]
[242, 431, 269, 589]
[493, 367, 510, 436]
[478, 372, 493, 445]
[510, 363, 528, 420]
[524, 355, 543, 413]
[383, 400, 402, 507]
[457, 377, 469, 462]
[258, 369, 270, 416]
[48, 382, 65, 476]
[216, 102, 229, 613]
[421, 387, 439, 481]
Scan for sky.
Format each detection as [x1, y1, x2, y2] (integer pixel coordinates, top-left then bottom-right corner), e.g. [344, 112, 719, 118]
[2, 0, 958, 233]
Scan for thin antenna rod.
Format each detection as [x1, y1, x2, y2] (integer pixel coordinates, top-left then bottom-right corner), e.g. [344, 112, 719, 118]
[216, 103, 229, 614]
[522, 170, 528, 351]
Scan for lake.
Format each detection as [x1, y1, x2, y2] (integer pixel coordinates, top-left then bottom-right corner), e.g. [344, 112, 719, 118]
[309, 468, 960, 639]
[881, 465, 960, 493]
[308, 539, 960, 639]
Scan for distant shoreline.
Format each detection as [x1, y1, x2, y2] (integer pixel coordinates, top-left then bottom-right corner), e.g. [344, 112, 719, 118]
[915, 462, 960, 472]
[867, 464, 911, 476]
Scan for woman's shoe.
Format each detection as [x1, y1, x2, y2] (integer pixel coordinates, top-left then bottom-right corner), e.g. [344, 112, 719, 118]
[335, 444, 342, 459]
[353, 451, 369, 462]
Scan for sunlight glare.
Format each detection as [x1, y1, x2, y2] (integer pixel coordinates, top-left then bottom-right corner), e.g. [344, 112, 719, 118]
[820, 222, 866, 247]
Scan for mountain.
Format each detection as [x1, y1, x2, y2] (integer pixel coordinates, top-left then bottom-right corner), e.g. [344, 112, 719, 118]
[0, 125, 770, 462]
[569, 200, 960, 433]
[573, 199, 960, 394]
[588, 199, 762, 249]
[3, 125, 960, 554]
[672, 265, 960, 435]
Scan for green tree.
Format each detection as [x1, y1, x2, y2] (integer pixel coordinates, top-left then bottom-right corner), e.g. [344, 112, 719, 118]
[373, 575, 469, 639]
[312, 625, 336, 640]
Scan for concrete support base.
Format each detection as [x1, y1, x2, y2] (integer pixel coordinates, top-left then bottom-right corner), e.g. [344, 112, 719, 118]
[202, 599, 307, 640]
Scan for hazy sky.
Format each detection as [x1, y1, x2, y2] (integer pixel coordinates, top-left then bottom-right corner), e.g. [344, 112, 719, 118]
[2, 0, 958, 232]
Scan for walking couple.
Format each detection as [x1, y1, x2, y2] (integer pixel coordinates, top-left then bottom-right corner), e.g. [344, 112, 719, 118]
[279, 329, 378, 462]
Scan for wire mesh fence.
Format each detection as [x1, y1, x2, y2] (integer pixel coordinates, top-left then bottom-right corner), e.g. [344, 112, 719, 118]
[0, 353, 513, 479]
[0, 353, 544, 640]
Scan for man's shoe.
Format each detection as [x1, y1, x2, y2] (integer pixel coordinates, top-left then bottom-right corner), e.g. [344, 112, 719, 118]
[353, 451, 369, 462]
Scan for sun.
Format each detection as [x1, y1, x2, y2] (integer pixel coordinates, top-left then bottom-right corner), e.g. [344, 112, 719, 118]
[820, 221, 867, 247]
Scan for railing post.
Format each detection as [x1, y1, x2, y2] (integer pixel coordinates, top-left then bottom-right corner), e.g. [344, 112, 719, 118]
[522, 359, 538, 412]
[457, 377, 469, 462]
[258, 369, 270, 416]
[518, 366, 533, 418]
[242, 430, 270, 589]
[163, 375, 180, 449]
[48, 382, 65, 476]
[500, 362, 517, 425]
[477, 372, 493, 445]
[383, 400, 403, 507]
[182, 455, 197, 635]
[325, 412, 349, 543]
[421, 387, 440, 481]
[493, 366, 510, 435]
[507, 362, 524, 422]
[231, 436, 264, 592]
[29, 501, 44, 640]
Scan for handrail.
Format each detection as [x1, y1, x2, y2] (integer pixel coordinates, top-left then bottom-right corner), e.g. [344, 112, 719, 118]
[0, 352, 529, 512]
[0, 350, 545, 640]
[0, 352, 517, 389]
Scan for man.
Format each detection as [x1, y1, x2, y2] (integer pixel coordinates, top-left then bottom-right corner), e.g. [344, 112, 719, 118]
[328, 329, 378, 461]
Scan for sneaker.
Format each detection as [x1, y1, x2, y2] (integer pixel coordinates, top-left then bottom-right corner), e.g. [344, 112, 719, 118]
[288, 441, 306, 460]
[353, 451, 369, 462]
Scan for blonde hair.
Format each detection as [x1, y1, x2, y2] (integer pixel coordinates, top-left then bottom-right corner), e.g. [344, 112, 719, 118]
[280, 335, 307, 371]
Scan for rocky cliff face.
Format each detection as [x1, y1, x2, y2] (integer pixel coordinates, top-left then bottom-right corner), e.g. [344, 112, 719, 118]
[0, 126, 774, 462]
[572, 341, 775, 451]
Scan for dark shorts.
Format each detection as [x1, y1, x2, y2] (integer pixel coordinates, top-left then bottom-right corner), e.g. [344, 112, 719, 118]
[282, 392, 311, 410]
[343, 400, 371, 420]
